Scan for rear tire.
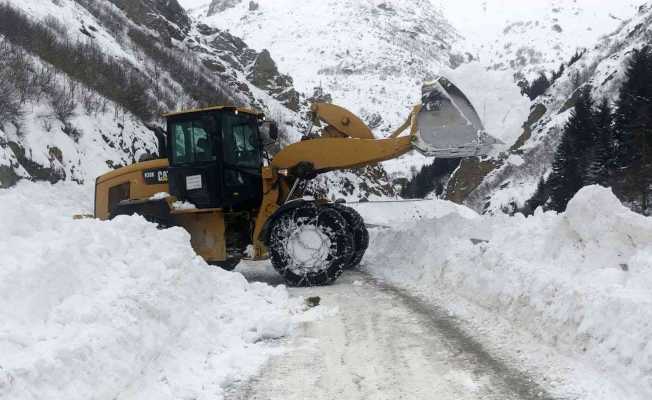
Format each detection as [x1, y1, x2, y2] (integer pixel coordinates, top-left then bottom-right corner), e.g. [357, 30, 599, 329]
[327, 204, 369, 269]
[267, 202, 353, 286]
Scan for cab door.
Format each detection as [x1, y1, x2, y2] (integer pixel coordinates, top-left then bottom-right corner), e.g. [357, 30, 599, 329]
[167, 113, 222, 208]
[220, 113, 263, 210]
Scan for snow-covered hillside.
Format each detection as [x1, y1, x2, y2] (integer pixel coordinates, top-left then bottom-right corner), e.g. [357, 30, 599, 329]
[0, 0, 283, 186]
[182, 0, 648, 182]
[0, 0, 394, 199]
[356, 185, 652, 400]
[448, 2, 652, 213]
[443, 0, 645, 80]
[184, 0, 467, 176]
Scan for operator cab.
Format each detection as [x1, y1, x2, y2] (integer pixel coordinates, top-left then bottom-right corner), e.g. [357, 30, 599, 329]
[163, 107, 276, 211]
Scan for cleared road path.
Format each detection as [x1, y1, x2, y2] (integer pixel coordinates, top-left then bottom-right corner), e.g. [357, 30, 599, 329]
[227, 263, 558, 400]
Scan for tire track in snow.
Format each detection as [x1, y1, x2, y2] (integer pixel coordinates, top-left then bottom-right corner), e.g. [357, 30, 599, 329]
[375, 279, 558, 400]
[228, 263, 559, 400]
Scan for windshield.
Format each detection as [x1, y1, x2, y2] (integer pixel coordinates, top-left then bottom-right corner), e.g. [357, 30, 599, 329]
[169, 115, 216, 164]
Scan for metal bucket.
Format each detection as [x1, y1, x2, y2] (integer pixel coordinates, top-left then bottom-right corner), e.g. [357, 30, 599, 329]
[413, 77, 502, 158]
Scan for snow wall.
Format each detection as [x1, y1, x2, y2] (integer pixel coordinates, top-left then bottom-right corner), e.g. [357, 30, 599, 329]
[358, 186, 652, 398]
[0, 182, 303, 400]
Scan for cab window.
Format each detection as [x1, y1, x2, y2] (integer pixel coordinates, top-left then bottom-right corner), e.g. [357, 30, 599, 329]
[222, 114, 261, 169]
[170, 117, 216, 164]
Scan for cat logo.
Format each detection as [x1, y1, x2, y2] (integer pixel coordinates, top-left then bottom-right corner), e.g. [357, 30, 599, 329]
[143, 168, 168, 185]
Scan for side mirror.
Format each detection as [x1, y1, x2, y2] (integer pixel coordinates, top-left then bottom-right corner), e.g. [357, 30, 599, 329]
[260, 120, 279, 141]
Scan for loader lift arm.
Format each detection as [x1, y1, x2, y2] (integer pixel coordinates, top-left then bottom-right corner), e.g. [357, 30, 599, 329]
[271, 103, 417, 173]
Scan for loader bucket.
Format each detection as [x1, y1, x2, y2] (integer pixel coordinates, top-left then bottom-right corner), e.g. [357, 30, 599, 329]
[413, 77, 502, 158]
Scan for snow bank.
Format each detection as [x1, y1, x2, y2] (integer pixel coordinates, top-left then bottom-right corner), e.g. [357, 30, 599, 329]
[0, 182, 302, 400]
[350, 199, 476, 226]
[360, 186, 652, 398]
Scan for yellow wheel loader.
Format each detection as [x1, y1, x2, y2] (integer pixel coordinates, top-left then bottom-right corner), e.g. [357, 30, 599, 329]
[94, 77, 500, 286]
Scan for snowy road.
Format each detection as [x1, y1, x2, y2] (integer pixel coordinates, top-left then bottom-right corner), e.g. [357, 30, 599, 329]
[228, 263, 557, 400]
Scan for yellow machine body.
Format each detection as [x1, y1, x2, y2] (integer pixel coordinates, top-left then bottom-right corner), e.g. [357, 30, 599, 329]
[93, 85, 487, 267]
[93, 77, 501, 285]
[94, 103, 418, 265]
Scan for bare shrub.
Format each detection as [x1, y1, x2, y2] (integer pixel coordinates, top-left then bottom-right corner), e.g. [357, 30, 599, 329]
[0, 2, 238, 125]
[0, 40, 23, 124]
[48, 80, 78, 123]
[0, 79, 22, 125]
[43, 15, 67, 36]
[41, 117, 53, 133]
[81, 87, 101, 115]
[33, 65, 56, 101]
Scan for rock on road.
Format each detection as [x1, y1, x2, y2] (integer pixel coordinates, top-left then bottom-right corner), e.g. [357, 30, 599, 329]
[227, 262, 557, 400]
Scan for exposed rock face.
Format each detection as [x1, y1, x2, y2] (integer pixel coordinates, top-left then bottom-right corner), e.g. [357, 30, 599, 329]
[7, 141, 66, 184]
[199, 0, 462, 136]
[0, 165, 19, 188]
[445, 158, 502, 205]
[188, 27, 303, 112]
[0, 136, 20, 188]
[108, 0, 191, 43]
[247, 50, 300, 111]
[208, 0, 242, 15]
[249, 50, 279, 88]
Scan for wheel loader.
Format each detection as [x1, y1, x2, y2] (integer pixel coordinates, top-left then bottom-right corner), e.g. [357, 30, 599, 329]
[94, 77, 500, 286]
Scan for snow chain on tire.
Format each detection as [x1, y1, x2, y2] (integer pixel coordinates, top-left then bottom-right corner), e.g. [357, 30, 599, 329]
[268, 202, 354, 286]
[326, 204, 369, 269]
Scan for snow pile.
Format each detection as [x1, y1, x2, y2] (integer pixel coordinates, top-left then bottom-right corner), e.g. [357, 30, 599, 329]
[351, 199, 475, 226]
[0, 182, 302, 400]
[360, 186, 652, 397]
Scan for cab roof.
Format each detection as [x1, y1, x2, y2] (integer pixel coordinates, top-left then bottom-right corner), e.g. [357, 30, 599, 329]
[162, 105, 264, 119]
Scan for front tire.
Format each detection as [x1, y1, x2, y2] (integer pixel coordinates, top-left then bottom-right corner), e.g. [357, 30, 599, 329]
[267, 203, 354, 286]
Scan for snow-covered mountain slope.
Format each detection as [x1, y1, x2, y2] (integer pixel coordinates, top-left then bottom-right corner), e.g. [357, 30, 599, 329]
[0, 0, 283, 185]
[184, 0, 466, 177]
[181, 0, 646, 181]
[448, 2, 652, 213]
[0, 0, 393, 199]
[443, 0, 645, 81]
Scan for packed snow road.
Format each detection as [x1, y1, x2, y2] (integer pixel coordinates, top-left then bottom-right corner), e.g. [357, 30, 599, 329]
[227, 263, 556, 400]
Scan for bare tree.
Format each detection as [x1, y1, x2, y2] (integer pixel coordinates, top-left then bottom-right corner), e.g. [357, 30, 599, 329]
[49, 79, 78, 123]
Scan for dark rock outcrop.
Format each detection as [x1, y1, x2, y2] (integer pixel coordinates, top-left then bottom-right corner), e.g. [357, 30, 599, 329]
[208, 0, 242, 16]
